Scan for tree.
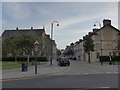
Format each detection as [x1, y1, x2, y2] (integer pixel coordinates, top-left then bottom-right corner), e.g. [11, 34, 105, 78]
[118, 41, 120, 56]
[2, 33, 36, 62]
[57, 49, 61, 56]
[39, 37, 45, 56]
[2, 35, 18, 56]
[16, 33, 36, 62]
[83, 37, 94, 64]
[64, 48, 74, 56]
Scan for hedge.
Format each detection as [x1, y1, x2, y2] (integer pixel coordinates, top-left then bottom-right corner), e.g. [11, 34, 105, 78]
[99, 56, 120, 61]
[113, 56, 120, 61]
[17, 57, 27, 61]
[2, 56, 48, 62]
[2, 57, 15, 61]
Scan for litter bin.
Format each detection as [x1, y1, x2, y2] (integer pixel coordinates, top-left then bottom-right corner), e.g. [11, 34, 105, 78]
[21, 62, 28, 71]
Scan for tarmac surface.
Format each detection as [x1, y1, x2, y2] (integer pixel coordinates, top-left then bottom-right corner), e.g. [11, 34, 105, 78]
[1, 60, 119, 89]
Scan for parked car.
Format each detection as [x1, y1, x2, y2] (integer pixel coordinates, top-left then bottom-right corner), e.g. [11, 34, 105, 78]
[69, 57, 76, 60]
[58, 57, 70, 66]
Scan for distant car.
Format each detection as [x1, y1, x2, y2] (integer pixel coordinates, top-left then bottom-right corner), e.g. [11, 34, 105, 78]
[69, 57, 76, 60]
[58, 57, 70, 66]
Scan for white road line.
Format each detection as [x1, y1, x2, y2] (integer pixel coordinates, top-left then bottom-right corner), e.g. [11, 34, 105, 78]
[79, 71, 118, 75]
[114, 72, 118, 73]
[106, 72, 111, 74]
[83, 73, 89, 75]
[94, 87, 110, 88]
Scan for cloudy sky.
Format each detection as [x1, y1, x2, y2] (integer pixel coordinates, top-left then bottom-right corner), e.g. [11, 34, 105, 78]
[1, 0, 119, 49]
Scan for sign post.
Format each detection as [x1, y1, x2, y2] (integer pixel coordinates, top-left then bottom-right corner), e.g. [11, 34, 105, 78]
[33, 40, 40, 74]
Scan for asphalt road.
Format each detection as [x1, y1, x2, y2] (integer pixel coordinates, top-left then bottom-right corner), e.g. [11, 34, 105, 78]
[2, 60, 119, 89]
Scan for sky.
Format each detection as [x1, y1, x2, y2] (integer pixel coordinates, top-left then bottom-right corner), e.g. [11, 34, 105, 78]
[1, 0, 119, 49]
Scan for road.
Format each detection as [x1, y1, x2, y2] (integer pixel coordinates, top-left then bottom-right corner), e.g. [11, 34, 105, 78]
[2, 60, 119, 89]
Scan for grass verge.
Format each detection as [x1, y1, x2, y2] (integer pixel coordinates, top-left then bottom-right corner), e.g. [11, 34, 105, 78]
[0, 61, 47, 70]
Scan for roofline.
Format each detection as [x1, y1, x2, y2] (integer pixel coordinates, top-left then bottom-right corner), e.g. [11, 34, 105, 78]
[82, 24, 120, 42]
[96, 24, 120, 32]
[4, 28, 45, 31]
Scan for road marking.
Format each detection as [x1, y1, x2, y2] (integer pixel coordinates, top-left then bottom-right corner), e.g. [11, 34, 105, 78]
[106, 72, 111, 74]
[1, 66, 71, 82]
[83, 73, 89, 75]
[98, 87, 110, 88]
[93, 86, 110, 88]
[114, 72, 118, 73]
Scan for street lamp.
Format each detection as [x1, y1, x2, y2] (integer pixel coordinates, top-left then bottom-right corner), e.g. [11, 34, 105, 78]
[94, 21, 101, 29]
[50, 21, 59, 65]
[94, 21, 103, 65]
[94, 21, 102, 55]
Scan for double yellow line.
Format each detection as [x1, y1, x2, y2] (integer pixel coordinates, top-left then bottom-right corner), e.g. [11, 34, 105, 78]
[1, 66, 71, 82]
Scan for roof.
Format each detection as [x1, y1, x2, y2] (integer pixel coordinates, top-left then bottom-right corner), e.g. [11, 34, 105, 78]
[95, 24, 120, 33]
[83, 24, 120, 41]
[2, 28, 45, 39]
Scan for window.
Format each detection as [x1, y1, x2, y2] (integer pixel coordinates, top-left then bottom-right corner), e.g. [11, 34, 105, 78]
[95, 43, 101, 51]
[94, 35, 101, 41]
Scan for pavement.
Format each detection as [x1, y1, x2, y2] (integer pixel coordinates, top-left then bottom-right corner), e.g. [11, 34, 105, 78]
[1, 60, 118, 80]
[1, 60, 70, 80]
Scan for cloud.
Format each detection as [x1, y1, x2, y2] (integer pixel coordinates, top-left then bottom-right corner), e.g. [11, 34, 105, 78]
[3, 3, 31, 20]
[54, 4, 118, 49]
[57, 4, 118, 30]
[2, 2, 118, 49]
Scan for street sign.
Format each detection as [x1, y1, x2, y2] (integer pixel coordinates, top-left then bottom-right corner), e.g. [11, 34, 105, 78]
[33, 40, 40, 74]
[34, 40, 40, 52]
[34, 46, 39, 52]
[34, 40, 40, 46]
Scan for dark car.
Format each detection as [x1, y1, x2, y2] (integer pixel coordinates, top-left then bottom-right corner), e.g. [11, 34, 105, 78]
[58, 57, 70, 66]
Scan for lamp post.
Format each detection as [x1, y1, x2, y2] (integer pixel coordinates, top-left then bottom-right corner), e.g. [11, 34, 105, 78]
[94, 21, 101, 28]
[50, 21, 59, 65]
[94, 21, 103, 65]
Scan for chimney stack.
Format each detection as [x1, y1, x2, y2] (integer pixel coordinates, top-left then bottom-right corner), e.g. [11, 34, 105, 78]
[31, 27, 33, 30]
[16, 27, 18, 30]
[43, 26, 45, 30]
[103, 19, 111, 26]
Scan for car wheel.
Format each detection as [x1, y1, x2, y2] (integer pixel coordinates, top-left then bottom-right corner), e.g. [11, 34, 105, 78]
[59, 64, 61, 66]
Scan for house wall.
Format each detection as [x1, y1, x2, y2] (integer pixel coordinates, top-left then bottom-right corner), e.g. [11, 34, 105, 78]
[90, 25, 119, 62]
[65, 19, 120, 62]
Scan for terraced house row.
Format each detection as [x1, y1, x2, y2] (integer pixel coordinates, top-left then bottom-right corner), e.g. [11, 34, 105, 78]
[2, 27, 57, 61]
[65, 19, 120, 62]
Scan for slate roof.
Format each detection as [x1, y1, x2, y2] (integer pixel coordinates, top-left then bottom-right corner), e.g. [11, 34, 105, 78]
[2, 28, 45, 39]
